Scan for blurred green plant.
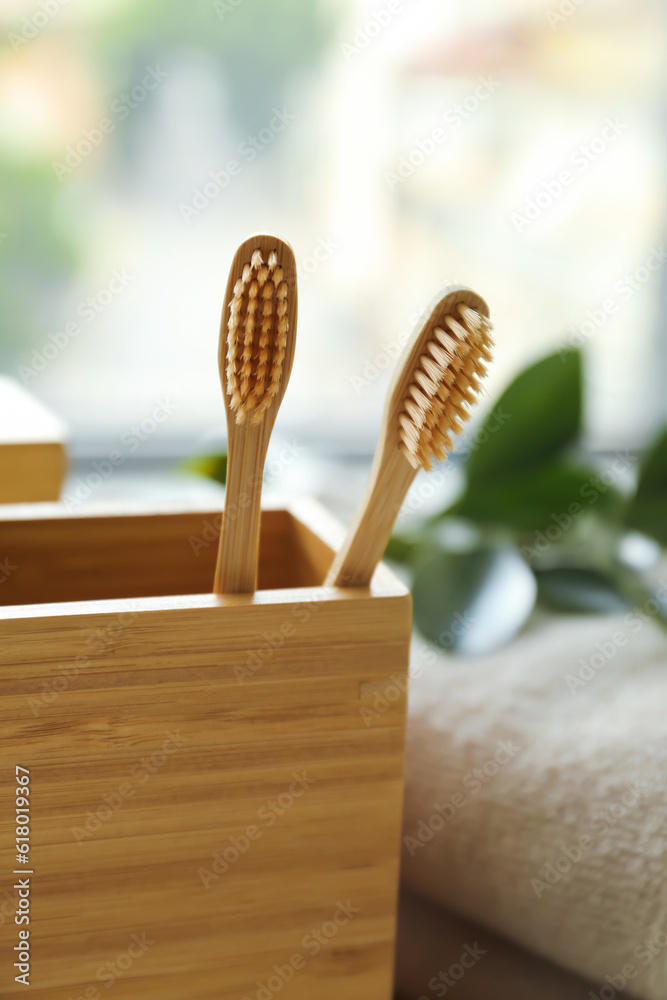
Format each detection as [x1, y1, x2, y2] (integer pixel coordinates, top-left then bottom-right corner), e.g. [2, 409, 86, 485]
[0, 163, 79, 361]
[182, 451, 228, 485]
[101, 0, 337, 130]
[386, 348, 667, 655]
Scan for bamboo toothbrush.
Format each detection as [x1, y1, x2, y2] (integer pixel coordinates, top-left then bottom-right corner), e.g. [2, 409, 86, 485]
[214, 234, 298, 594]
[326, 286, 492, 588]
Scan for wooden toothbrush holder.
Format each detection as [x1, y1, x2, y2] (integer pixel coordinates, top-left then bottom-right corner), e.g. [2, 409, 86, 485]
[0, 497, 411, 999]
[0, 376, 67, 504]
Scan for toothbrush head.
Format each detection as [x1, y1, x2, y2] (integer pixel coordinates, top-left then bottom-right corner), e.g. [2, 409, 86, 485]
[397, 290, 493, 471]
[223, 237, 297, 426]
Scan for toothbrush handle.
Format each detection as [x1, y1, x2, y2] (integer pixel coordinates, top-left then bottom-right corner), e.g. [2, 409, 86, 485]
[214, 421, 269, 595]
[326, 448, 417, 588]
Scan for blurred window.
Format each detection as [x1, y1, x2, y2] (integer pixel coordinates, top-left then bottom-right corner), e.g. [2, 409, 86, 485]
[0, 0, 665, 457]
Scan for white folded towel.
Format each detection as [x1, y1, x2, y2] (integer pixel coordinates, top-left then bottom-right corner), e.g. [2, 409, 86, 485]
[401, 612, 667, 999]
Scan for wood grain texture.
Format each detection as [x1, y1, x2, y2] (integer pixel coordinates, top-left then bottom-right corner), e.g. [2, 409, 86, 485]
[0, 500, 411, 999]
[0, 377, 67, 503]
[0, 506, 320, 608]
[326, 287, 489, 588]
[214, 235, 298, 595]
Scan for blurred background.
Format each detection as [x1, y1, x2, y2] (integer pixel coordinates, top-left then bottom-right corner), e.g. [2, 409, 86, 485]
[2, 0, 666, 496]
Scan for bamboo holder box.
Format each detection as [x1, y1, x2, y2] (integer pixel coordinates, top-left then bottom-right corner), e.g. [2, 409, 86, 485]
[0, 377, 67, 504]
[0, 498, 411, 1000]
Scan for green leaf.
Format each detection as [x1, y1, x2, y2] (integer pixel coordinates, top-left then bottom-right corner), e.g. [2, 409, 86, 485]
[466, 349, 582, 484]
[624, 426, 667, 545]
[384, 531, 426, 566]
[612, 566, 667, 633]
[535, 567, 629, 614]
[387, 519, 482, 567]
[181, 453, 227, 486]
[411, 544, 536, 655]
[450, 461, 624, 532]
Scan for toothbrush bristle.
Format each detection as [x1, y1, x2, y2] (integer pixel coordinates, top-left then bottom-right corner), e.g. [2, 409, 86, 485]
[226, 249, 289, 424]
[399, 303, 493, 471]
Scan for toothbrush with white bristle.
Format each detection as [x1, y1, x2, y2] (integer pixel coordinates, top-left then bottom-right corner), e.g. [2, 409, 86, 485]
[326, 286, 493, 588]
[214, 235, 297, 595]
